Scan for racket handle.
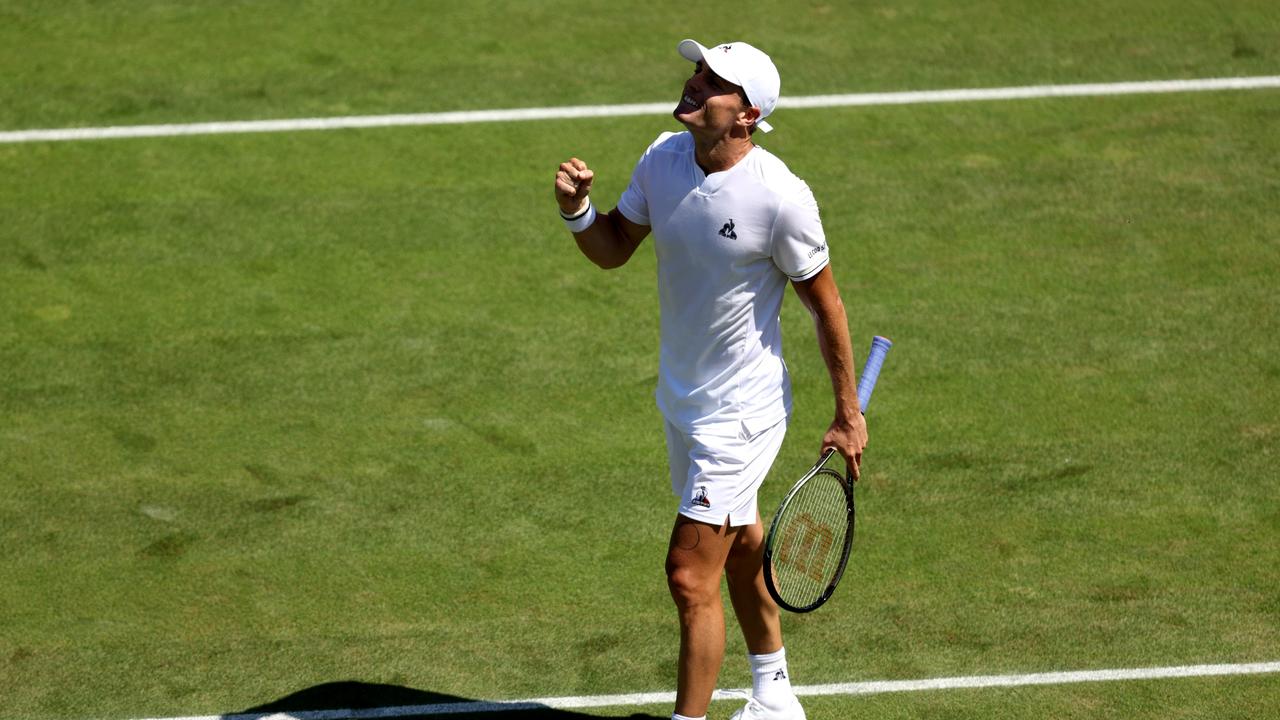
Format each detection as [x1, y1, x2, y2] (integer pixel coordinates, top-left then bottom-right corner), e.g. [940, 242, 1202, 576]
[856, 336, 893, 413]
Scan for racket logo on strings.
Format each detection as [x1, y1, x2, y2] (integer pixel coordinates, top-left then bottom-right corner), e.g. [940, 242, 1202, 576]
[775, 511, 837, 582]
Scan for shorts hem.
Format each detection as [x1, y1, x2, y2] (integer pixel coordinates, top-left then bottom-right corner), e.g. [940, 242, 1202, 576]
[677, 506, 758, 528]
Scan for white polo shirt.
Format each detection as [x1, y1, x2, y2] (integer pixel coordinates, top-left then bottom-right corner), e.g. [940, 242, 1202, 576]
[617, 131, 830, 438]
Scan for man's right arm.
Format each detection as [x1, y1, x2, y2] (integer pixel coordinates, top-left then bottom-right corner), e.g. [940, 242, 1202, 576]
[555, 157, 650, 269]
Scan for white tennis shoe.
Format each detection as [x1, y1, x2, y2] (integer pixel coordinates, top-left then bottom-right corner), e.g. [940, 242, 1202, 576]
[728, 697, 806, 720]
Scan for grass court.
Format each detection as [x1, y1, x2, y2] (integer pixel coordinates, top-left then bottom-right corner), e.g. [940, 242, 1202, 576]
[2, 1, 1279, 718]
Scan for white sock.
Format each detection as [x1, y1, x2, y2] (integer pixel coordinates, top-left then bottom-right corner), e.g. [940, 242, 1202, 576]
[749, 647, 796, 709]
[672, 714, 705, 720]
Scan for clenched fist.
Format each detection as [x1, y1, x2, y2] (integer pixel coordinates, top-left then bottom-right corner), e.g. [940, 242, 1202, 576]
[555, 158, 594, 216]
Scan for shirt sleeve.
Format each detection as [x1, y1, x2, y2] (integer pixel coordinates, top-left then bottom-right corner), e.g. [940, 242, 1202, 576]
[770, 184, 830, 281]
[616, 133, 671, 227]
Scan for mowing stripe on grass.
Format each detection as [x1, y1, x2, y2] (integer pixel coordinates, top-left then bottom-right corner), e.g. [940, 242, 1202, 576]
[126, 660, 1280, 719]
[3, 76, 1279, 144]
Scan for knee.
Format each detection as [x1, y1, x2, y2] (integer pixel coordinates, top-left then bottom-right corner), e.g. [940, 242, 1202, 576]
[666, 557, 718, 609]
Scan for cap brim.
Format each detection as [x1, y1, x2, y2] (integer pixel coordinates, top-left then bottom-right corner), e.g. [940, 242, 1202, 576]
[677, 39, 706, 64]
[677, 38, 741, 86]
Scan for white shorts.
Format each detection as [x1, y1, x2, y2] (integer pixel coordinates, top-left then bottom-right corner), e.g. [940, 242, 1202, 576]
[664, 418, 788, 527]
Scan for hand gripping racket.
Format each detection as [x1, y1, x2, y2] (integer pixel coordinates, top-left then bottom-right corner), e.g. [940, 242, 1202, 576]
[763, 336, 893, 613]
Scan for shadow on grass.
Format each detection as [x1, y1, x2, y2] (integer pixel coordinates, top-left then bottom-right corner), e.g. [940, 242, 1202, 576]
[240, 680, 667, 719]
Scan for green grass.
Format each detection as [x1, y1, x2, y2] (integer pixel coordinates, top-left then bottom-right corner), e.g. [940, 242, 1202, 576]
[2, 0, 1279, 129]
[2, 1, 1280, 718]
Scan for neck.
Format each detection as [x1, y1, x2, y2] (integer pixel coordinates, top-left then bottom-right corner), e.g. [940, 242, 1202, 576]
[692, 130, 754, 174]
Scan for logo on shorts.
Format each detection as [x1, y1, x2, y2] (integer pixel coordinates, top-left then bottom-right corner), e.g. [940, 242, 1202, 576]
[718, 219, 737, 240]
[692, 485, 712, 508]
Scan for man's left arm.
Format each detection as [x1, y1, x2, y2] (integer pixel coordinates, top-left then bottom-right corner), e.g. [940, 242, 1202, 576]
[792, 265, 869, 479]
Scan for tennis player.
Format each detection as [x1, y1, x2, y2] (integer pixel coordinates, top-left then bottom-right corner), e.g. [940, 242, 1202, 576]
[554, 39, 866, 720]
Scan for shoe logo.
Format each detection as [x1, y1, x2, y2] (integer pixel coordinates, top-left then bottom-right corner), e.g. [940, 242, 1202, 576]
[718, 44, 734, 53]
[718, 219, 737, 239]
[773, 669, 787, 681]
[692, 485, 712, 508]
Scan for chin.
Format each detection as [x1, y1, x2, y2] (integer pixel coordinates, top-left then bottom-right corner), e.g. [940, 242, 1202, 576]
[673, 110, 701, 129]
[673, 101, 701, 123]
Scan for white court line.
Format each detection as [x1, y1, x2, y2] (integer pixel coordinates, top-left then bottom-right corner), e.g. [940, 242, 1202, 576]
[127, 660, 1280, 720]
[3, 75, 1279, 144]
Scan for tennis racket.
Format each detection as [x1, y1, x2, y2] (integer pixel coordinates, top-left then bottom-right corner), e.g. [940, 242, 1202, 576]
[762, 336, 892, 613]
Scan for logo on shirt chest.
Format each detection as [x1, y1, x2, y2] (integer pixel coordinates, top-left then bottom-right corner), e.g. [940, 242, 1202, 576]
[718, 219, 737, 240]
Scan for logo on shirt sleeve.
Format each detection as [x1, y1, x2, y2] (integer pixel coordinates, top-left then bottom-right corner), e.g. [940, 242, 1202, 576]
[718, 219, 737, 240]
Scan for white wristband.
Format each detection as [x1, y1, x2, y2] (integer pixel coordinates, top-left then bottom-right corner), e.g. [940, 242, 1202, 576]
[561, 201, 596, 233]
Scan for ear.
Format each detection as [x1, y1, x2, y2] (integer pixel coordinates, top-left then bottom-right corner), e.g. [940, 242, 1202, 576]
[738, 105, 762, 131]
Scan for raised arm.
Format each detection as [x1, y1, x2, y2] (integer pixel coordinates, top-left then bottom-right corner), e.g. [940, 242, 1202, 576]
[555, 157, 650, 269]
[791, 265, 868, 479]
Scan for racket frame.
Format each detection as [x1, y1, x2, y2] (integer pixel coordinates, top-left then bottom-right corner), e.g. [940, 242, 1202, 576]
[762, 448, 854, 613]
[761, 336, 892, 613]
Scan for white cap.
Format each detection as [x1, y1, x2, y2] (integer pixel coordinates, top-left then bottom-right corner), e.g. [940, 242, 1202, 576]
[678, 39, 781, 133]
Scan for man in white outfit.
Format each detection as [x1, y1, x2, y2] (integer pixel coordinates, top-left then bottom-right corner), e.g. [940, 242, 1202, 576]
[553, 39, 867, 720]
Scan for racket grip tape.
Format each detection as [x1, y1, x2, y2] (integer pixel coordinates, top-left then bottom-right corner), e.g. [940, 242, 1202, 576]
[856, 336, 893, 412]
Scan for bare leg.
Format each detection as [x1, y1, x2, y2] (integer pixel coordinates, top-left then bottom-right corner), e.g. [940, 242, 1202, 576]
[667, 515, 738, 718]
[725, 511, 782, 654]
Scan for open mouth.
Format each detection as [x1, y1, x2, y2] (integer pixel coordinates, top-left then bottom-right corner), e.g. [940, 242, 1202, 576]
[675, 93, 703, 116]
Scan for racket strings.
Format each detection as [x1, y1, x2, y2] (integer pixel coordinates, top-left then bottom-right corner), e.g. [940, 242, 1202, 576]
[770, 470, 850, 608]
